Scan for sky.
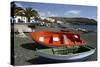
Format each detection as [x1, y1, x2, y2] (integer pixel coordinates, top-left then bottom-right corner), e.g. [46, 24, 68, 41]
[14, 1, 97, 20]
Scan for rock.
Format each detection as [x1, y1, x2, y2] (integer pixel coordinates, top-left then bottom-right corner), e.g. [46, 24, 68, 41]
[16, 33, 28, 38]
[14, 24, 33, 33]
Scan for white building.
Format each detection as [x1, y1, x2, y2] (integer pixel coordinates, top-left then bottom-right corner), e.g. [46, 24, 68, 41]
[46, 17, 55, 22]
[40, 16, 47, 20]
[11, 16, 27, 23]
[11, 16, 62, 24]
[57, 20, 63, 24]
[11, 16, 36, 23]
[40, 16, 55, 23]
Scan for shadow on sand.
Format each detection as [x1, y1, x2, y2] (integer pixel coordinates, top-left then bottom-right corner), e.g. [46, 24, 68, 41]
[21, 42, 49, 51]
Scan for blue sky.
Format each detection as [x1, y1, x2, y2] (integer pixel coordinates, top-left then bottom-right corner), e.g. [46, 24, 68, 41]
[14, 1, 97, 20]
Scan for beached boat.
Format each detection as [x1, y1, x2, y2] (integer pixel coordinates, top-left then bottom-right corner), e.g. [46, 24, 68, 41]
[31, 31, 95, 61]
[36, 46, 95, 60]
[31, 31, 85, 47]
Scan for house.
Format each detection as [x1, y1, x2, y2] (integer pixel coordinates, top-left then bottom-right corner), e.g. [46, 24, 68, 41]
[56, 20, 63, 24]
[40, 16, 47, 20]
[11, 16, 36, 23]
[11, 16, 27, 23]
[46, 17, 55, 22]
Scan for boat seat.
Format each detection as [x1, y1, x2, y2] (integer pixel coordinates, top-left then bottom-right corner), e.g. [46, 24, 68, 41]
[39, 37, 44, 42]
[51, 47, 68, 54]
[49, 34, 64, 46]
[53, 37, 60, 41]
[63, 35, 69, 45]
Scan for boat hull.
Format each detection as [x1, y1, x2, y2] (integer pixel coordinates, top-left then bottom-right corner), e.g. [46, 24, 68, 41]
[31, 31, 85, 47]
[36, 47, 95, 61]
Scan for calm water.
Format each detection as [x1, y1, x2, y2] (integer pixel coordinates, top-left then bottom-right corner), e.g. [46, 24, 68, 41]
[62, 24, 97, 32]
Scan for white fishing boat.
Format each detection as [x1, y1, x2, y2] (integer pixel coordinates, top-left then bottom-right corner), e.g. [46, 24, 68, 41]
[36, 46, 95, 60]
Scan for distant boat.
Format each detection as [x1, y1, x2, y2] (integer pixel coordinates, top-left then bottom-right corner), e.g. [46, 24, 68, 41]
[31, 31, 95, 61]
[31, 31, 85, 47]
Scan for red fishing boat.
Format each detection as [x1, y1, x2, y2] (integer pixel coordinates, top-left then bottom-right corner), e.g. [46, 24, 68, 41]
[31, 31, 85, 47]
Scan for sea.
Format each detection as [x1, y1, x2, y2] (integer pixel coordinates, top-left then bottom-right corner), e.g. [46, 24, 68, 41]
[61, 24, 97, 32]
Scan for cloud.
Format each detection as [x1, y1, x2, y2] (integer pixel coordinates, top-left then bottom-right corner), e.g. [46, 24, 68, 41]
[38, 12, 46, 17]
[39, 11, 58, 17]
[47, 11, 58, 17]
[15, 3, 24, 8]
[65, 10, 81, 16]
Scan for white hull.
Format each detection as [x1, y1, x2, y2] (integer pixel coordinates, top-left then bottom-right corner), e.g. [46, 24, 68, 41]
[36, 48, 95, 61]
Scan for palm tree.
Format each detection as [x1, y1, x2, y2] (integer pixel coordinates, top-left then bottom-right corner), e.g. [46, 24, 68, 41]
[14, 7, 24, 16]
[23, 7, 39, 23]
[11, 2, 24, 23]
[12, 2, 39, 23]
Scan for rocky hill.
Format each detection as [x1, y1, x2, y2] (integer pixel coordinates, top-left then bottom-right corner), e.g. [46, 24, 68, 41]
[50, 17, 97, 25]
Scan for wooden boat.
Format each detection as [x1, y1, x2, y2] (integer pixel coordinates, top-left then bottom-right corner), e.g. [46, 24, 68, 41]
[36, 46, 95, 61]
[31, 31, 95, 61]
[31, 31, 85, 47]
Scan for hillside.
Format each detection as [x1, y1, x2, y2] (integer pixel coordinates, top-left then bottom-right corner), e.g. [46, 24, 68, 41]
[50, 17, 97, 25]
